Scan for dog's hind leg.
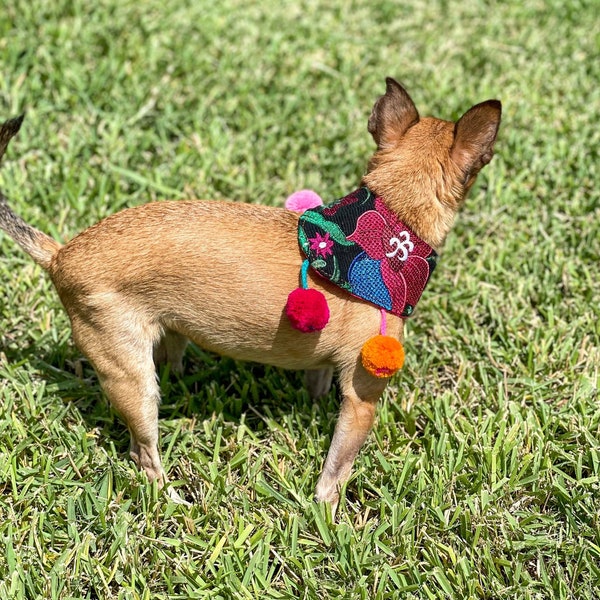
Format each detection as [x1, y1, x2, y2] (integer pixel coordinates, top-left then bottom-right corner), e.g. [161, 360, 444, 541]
[305, 367, 334, 399]
[314, 358, 387, 512]
[70, 310, 167, 485]
[153, 330, 188, 375]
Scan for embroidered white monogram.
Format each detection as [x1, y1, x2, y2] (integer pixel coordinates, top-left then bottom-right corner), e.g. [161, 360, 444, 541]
[385, 231, 414, 262]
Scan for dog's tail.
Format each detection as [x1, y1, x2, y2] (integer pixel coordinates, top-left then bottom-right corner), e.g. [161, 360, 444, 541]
[0, 116, 62, 269]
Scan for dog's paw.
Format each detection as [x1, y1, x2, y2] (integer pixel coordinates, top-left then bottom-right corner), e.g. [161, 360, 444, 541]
[314, 478, 340, 516]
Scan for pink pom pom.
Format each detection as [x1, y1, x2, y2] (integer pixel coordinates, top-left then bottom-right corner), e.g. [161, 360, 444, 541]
[285, 190, 323, 213]
[285, 288, 330, 332]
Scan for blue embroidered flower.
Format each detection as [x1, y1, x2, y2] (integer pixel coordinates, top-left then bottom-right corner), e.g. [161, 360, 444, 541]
[348, 252, 392, 310]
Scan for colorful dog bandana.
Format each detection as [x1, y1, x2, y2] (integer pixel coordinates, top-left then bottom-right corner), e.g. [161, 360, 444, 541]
[298, 187, 437, 318]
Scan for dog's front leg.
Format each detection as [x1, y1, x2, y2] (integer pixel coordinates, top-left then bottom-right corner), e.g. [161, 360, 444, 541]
[314, 360, 387, 511]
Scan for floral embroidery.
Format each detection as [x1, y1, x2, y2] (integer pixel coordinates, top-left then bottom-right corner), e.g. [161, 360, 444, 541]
[308, 232, 334, 258]
[298, 188, 437, 317]
[347, 198, 434, 316]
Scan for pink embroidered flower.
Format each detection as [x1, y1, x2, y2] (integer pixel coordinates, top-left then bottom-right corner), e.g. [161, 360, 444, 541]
[308, 231, 334, 258]
[347, 198, 433, 315]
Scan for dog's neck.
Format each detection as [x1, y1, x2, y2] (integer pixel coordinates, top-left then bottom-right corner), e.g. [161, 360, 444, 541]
[362, 158, 461, 251]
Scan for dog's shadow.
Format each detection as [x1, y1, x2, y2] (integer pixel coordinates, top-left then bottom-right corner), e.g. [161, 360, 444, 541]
[4, 339, 339, 462]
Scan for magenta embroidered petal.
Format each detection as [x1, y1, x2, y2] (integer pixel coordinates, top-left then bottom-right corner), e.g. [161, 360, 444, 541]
[375, 198, 432, 259]
[410, 238, 435, 259]
[401, 255, 432, 308]
[347, 210, 389, 260]
[375, 198, 400, 227]
[319, 238, 334, 257]
[379, 259, 408, 314]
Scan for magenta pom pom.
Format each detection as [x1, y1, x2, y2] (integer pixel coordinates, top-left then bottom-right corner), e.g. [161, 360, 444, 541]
[285, 288, 330, 332]
[285, 190, 324, 213]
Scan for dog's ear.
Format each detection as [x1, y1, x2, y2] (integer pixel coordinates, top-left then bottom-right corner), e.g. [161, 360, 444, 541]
[451, 100, 502, 184]
[368, 78, 419, 150]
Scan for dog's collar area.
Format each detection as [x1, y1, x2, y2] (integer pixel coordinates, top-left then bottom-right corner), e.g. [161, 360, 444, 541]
[297, 187, 438, 318]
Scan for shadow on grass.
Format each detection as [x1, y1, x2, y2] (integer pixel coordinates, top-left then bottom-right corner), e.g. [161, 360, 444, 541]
[2, 338, 339, 458]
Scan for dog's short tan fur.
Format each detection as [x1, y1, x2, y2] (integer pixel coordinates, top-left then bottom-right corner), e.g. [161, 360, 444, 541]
[0, 79, 501, 508]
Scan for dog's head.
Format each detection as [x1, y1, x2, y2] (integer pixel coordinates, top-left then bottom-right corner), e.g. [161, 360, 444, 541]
[363, 78, 501, 248]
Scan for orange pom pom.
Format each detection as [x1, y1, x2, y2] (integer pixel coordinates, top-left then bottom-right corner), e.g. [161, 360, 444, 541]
[361, 335, 405, 378]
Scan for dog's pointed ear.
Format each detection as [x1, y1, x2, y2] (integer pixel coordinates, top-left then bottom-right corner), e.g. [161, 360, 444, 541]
[451, 100, 502, 183]
[368, 78, 419, 150]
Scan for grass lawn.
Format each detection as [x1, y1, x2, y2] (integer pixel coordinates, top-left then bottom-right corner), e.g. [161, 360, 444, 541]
[0, 0, 599, 598]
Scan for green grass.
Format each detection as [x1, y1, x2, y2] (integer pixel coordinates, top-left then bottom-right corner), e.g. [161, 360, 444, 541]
[0, 0, 599, 598]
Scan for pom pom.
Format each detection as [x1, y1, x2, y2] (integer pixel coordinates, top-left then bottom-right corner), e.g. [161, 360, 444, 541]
[361, 335, 405, 378]
[285, 190, 323, 212]
[285, 287, 330, 332]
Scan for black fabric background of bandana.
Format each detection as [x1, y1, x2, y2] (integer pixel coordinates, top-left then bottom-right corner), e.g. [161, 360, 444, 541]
[299, 188, 372, 292]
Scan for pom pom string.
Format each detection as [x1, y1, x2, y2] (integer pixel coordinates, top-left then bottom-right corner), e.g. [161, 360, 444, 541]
[301, 258, 310, 289]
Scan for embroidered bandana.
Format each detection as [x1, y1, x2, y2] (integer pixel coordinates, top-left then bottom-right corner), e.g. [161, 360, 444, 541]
[298, 187, 438, 317]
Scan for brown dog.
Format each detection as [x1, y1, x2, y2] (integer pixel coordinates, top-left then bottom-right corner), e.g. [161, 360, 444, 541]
[0, 79, 501, 509]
